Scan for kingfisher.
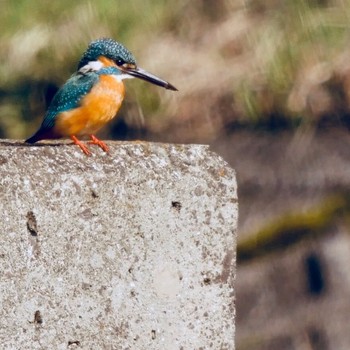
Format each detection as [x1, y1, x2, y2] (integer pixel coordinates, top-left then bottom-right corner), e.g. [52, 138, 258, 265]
[25, 38, 177, 156]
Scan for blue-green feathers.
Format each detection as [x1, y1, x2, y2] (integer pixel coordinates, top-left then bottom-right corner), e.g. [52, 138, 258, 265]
[25, 66, 124, 143]
[42, 73, 98, 129]
[25, 72, 99, 143]
[78, 38, 136, 69]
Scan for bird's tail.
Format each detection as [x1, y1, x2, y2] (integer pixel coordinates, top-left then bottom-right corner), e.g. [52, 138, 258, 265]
[25, 128, 56, 144]
[25, 133, 42, 144]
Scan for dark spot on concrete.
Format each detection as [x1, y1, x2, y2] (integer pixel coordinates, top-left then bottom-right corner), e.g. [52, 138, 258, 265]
[68, 340, 81, 346]
[98, 286, 107, 296]
[115, 321, 130, 338]
[194, 186, 204, 196]
[26, 212, 41, 258]
[205, 210, 211, 225]
[136, 231, 145, 238]
[202, 246, 209, 259]
[80, 208, 93, 219]
[81, 282, 92, 290]
[188, 322, 195, 329]
[26, 211, 38, 236]
[201, 270, 216, 286]
[203, 277, 211, 285]
[151, 329, 156, 340]
[171, 201, 182, 212]
[34, 310, 42, 324]
[91, 189, 99, 198]
[0, 155, 7, 165]
[215, 250, 234, 284]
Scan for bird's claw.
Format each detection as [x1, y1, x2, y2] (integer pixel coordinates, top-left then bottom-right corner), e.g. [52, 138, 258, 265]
[88, 135, 109, 153]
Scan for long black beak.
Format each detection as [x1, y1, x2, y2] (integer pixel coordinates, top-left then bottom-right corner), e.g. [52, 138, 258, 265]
[123, 66, 178, 91]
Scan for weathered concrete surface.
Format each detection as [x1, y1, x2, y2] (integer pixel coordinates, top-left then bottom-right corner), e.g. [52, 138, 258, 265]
[0, 140, 237, 349]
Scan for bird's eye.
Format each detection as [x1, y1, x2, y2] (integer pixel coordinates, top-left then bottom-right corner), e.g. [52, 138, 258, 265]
[115, 59, 125, 66]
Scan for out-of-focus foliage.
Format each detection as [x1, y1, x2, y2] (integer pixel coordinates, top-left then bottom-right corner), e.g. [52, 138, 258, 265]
[1, 0, 350, 141]
[237, 192, 350, 262]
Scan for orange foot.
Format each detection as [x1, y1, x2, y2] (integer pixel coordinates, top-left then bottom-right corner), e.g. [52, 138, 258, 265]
[88, 134, 109, 153]
[71, 135, 92, 156]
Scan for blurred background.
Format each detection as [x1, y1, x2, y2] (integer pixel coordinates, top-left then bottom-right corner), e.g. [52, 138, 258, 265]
[2, 0, 350, 348]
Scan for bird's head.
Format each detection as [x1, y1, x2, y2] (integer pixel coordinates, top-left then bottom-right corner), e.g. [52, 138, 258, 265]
[78, 38, 177, 91]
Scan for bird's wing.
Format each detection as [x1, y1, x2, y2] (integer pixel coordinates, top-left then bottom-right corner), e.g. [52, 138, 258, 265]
[41, 71, 99, 130]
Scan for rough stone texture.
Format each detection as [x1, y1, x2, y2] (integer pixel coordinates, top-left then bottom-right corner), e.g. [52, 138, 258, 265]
[0, 140, 237, 350]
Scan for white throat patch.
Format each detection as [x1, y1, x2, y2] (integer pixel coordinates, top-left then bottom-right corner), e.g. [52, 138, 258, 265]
[114, 74, 134, 81]
[78, 60, 103, 74]
[87, 60, 104, 71]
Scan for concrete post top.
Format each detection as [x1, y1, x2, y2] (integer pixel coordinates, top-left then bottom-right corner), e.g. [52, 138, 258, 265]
[0, 139, 236, 181]
[0, 140, 237, 349]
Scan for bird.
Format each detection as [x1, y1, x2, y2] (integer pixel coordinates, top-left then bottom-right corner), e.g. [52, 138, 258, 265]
[25, 38, 177, 156]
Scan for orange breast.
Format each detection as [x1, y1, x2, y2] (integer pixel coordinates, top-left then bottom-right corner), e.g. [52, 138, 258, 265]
[55, 75, 125, 137]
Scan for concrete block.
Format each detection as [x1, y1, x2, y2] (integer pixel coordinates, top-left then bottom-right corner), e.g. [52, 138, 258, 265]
[0, 141, 237, 349]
